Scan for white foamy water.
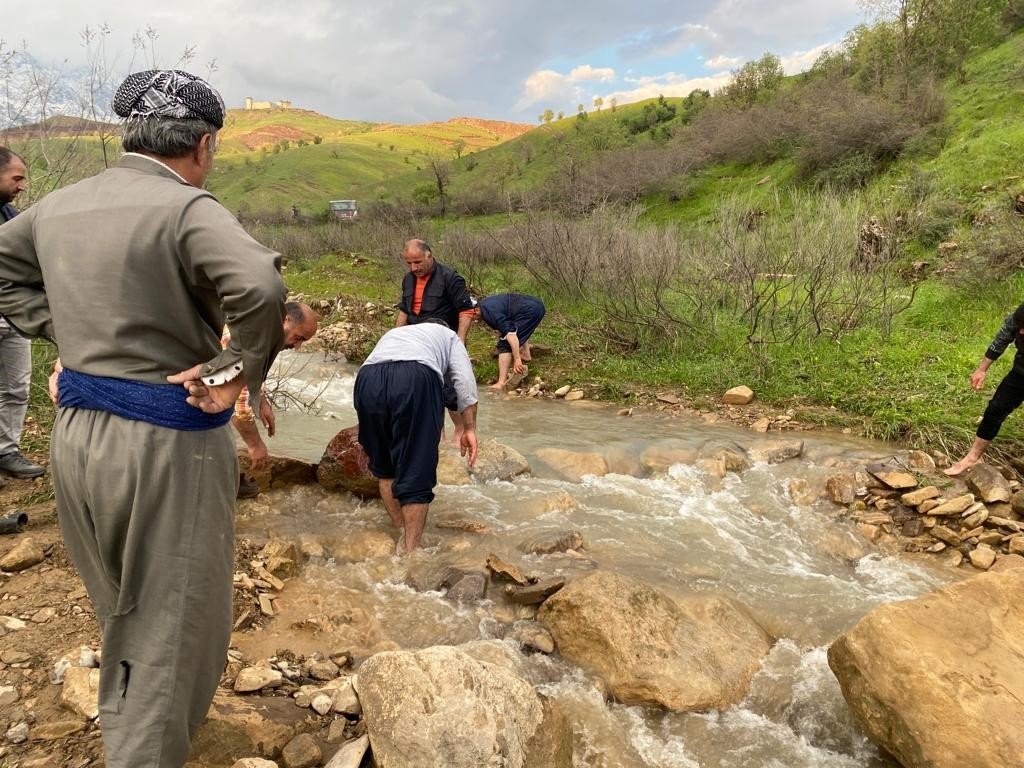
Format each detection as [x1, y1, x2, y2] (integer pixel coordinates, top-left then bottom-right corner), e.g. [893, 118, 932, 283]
[236, 352, 956, 767]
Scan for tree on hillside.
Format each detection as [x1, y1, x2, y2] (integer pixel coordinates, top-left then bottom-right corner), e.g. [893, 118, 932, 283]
[609, 96, 618, 112]
[593, 96, 604, 111]
[542, 108, 555, 124]
[426, 153, 451, 216]
[720, 53, 784, 108]
[859, 0, 1006, 92]
[557, 110, 565, 120]
[451, 138, 467, 158]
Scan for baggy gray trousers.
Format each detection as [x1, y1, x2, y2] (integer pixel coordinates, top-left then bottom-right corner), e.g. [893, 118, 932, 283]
[51, 407, 237, 768]
[0, 318, 31, 456]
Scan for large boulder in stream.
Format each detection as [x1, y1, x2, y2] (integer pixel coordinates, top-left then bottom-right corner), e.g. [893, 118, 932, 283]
[317, 425, 379, 498]
[538, 570, 772, 712]
[828, 569, 1024, 768]
[354, 645, 558, 768]
[534, 447, 609, 482]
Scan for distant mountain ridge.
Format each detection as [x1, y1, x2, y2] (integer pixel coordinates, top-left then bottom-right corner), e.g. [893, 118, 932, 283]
[0, 51, 112, 129]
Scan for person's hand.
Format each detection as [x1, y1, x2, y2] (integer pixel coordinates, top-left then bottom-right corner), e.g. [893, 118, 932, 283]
[248, 440, 270, 473]
[259, 396, 276, 437]
[512, 358, 525, 375]
[168, 365, 245, 414]
[971, 368, 987, 391]
[460, 428, 478, 468]
[48, 358, 63, 405]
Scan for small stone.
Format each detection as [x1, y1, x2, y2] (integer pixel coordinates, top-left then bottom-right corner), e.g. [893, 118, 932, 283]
[564, 390, 585, 401]
[826, 474, 858, 505]
[29, 607, 55, 624]
[986, 516, 1021, 532]
[521, 531, 583, 555]
[900, 486, 940, 506]
[485, 554, 529, 586]
[233, 667, 284, 693]
[231, 759, 280, 768]
[941, 549, 964, 568]
[750, 417, 770, 433]
[918, 499, 940, 514]
[865, 464, 917, 490]
[0, 685, 18, 707]
[281, 732, 322, 768]
[1008, 536, 1024, 556]
[928, 494, 976, 517]
[553, 385, 571, 397]
[330, 679, 361, 716]
[311, 693, 333, 715]
[722, 385, 754, 405]
[509, 620, 555, 653]
[962, 507, 989, 530]
[1, 649, 29, 664]
[656, 392, 680, 405]
[0, 616, 26, 631]
[616, 408, 633, 417]
[258, 594, 275, 617]
[446, 572, 488, 603]
[61, 667, 100, 720]
[929, 525, 962, 546]
[905, 450, 935, 470]
[5, 722, 28, 744]
[505, 577, 566, 605]
[969, 544, 997, 570]
[0, 538, 45, 572]
[308, 660, 340, 681]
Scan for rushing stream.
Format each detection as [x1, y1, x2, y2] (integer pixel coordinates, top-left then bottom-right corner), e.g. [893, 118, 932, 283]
[236, 351, 955, 768]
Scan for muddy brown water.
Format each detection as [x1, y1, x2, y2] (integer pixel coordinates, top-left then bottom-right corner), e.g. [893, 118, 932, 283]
[237, 351, 954, 768]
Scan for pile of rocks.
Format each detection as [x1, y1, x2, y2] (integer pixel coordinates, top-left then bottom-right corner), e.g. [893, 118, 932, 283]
[826, 458, 1024, 570]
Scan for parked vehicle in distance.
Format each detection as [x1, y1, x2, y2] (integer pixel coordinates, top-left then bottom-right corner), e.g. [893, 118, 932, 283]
[329, 199, 359, 220]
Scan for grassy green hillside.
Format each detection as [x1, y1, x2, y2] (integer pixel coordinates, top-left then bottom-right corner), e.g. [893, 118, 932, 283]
[207, 110, 533, 214]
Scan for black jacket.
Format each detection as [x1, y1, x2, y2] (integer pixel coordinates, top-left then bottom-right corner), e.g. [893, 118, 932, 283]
[397, 261, 473, 333]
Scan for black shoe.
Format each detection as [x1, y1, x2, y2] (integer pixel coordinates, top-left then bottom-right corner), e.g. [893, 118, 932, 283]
[0, 452, 45, 479]
[237, 475, 260, 499]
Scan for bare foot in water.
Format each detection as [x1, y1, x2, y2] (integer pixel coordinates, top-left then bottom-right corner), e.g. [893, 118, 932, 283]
[488, 382, 506, 391]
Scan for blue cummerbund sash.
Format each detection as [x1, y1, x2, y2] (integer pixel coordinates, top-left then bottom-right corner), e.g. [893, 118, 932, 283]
[58, 368, 233, 431]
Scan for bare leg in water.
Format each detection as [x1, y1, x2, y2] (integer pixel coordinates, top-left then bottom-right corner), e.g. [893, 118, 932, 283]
[379, 478, 430, 553]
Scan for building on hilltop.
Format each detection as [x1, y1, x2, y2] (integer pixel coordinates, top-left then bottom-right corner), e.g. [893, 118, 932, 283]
[244, 97, 293, 111]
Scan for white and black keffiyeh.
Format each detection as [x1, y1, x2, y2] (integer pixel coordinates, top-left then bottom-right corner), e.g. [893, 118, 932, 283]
[112, 69, 225, 128]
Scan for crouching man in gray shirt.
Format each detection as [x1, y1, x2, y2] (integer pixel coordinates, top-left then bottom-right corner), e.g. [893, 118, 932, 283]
[354, 321, 478, 553]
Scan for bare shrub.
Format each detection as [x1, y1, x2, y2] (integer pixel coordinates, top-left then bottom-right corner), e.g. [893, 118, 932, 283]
[948, 208, 1024, 290]
[697, 193, 917, 344]
[474, 206, 698, 351]
[794, 77, 926, 188]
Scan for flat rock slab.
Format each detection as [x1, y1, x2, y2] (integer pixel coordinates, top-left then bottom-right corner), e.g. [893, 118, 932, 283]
[865, 464, 918, 490]
[965, 464, 1012, 503]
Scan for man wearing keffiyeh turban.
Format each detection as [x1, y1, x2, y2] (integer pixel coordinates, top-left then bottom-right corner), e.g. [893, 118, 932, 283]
[0, 70, 287, 768]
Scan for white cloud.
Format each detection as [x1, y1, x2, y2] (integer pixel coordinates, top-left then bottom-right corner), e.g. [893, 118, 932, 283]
[704, 54, 743, 70]
[606, 71, 733, 107]
[780, 42, 837, 74]
[515, 64, 616, 111]
[568, 65, 615, 82]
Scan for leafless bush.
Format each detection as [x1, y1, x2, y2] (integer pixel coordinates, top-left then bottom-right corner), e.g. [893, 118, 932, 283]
[794, 78, 925, 187]
[946, 207, 1024, 291]
[245, 214, 422, 265]
[474, 206, 699, 350]
[696, 193, 917, 344]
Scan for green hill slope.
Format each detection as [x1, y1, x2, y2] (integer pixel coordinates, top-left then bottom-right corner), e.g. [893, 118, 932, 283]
[207, 110, 532, 214]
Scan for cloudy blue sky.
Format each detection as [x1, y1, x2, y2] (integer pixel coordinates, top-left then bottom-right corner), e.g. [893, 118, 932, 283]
[5, 0, 864, 124]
